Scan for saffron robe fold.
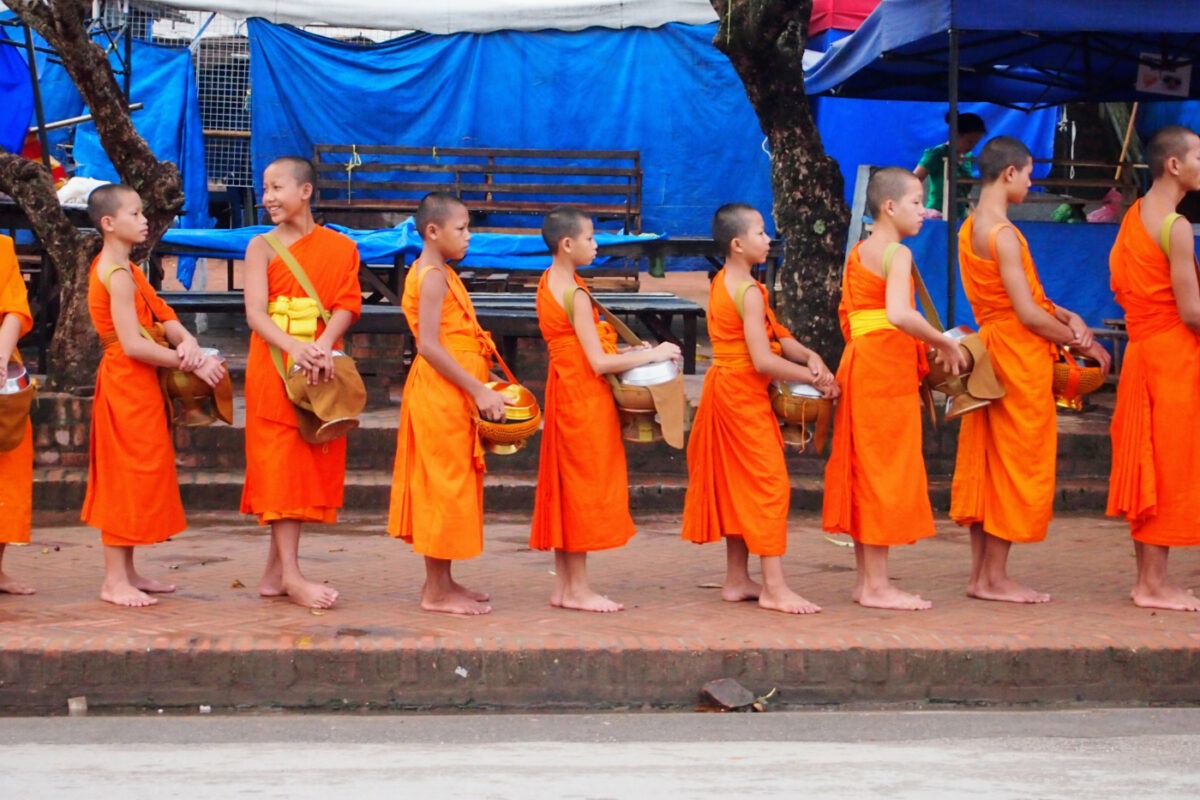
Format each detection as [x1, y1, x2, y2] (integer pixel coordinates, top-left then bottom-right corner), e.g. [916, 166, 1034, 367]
[82, 257, 186, 546]
[1107, 201, 1200, 546]
[240, 226, 362, 523]
[388, 264, 492, 560]
[822, 242, 935, 546]
[681, 271, 790, 557]
[0, 235, 32, 545]
[529, 271, 635, 553]
[950, 217, 1057, 543]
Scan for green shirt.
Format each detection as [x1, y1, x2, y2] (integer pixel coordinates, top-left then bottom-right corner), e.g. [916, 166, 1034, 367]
[917, 142, 974, 215]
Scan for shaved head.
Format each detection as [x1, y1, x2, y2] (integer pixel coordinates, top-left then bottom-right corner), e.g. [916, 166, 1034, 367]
[977, 136, 1033, 184]
[868, 167, 922, 218]
[712, 203, 758, 256]
[267, 155, 316, 187]
[1147, 125, 1200, 179]
[541, 206, 590, 253]
[416, 191, 467, 239]
[86, 183, 139, 227]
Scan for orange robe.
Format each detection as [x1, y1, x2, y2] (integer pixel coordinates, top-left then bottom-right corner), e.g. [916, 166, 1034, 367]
[388, 264, 492, 559]
[1107, 202, 1200, 546]
[240, 226, 362, 523]
[681, 271, 790, 557]
[950, 217, 1057, 543]
[529, 271, 635, 552]
[81, 258, 186, 546]
[0, 235, 33, 545]
[823, 242, 934, 546]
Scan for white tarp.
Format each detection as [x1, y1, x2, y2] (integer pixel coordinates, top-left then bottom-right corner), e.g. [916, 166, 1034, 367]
[147, 1, 719, 33]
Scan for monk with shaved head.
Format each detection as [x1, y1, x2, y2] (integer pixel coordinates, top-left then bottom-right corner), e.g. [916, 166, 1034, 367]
[240, 156, 362, 609]
[1108, 125, 1200, 611]
[951, 137, 1111, 603]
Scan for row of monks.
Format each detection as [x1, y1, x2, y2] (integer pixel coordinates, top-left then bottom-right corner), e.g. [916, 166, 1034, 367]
[1, 127, 1198, 616]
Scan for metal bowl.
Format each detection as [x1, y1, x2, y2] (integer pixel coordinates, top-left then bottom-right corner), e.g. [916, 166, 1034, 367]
[773, 380, 823, 399]
[2, 361, 30, 395]
[619, 359, 679, 387]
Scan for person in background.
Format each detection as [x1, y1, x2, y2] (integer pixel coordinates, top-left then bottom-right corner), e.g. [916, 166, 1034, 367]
[913, 112, 988, 218]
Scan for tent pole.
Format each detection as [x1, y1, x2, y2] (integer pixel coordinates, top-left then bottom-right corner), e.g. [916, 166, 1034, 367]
[946, 28, 960, 326]
[22, 23, 52, 172]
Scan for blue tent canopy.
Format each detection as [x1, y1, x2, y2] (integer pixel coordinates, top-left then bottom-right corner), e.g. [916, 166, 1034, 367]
[805, 0, 1200, 108]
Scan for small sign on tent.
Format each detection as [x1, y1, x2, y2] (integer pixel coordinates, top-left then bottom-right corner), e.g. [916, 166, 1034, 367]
[1136, 54, 1192, 98]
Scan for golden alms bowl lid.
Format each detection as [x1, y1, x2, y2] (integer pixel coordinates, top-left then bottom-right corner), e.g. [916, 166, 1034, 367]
[486, 380, 539, 421]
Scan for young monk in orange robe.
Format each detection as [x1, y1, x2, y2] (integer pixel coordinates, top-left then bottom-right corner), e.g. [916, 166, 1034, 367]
[389, 192, 509, 616]
[950, 137, 1110, 603]
[531, 207, 681, 612]
[682, 203, 838, 614]
[822, 168, 968, 610]
[241, 157, 362, 610]
[82, 184, 226, 607]
[0, 234, 35, 595]
[1107, 125, 1200, 611]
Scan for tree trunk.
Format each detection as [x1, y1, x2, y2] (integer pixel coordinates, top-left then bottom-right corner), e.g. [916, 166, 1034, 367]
[2, 0, 185, 391]
[710, 0, 848, 366]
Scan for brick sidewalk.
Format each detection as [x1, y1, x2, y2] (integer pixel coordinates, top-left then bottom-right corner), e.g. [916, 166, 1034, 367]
[1, 510, 1197, 713]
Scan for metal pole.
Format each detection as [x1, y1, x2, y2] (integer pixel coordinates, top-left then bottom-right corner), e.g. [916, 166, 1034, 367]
[122, 15, 132, 100]
[21, 24, 52, 172]
[946, 28, 960, 326]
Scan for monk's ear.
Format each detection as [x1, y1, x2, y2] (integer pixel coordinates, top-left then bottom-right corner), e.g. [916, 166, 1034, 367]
[882, 197, 897, 217]
[300, 181, 313, 201]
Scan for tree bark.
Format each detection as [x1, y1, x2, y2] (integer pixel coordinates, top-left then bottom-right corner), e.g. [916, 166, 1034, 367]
[2, 0, 185, 391]
[710, 0, 848, 366]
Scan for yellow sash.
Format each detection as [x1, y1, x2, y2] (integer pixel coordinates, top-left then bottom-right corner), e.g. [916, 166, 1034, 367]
[269, 296, 321, 343]
[847, 308, 895, 339]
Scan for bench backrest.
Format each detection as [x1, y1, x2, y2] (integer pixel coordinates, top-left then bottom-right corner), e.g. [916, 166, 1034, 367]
[312, 145, 642, 232]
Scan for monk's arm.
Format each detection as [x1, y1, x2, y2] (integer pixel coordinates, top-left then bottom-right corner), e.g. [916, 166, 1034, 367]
[743, 289, 823, 386]
[108, 269, 187, 369]
[415, 269, 507, 422]
[1167, 217, 1200, 334]
[570, 290, 679, 375]
[995, 230, 1074, 344]
[0, 311, 22, 366]
[884, 247, 967, 373]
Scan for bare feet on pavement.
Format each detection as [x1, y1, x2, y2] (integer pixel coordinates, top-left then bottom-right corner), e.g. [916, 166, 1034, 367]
[758, 586, 821, 614]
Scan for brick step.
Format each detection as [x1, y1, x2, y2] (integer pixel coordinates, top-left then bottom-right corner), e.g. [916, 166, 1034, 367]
[34, 468, 1113, 514]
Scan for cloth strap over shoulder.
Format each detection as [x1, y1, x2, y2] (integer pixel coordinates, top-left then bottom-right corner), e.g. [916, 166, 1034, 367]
[1160, 212, 1183, 256]
[563, 284, 643, 348]
[263, 233, 333, 383]
[101, 262, 165, 346]
[732, 280, 758, 320]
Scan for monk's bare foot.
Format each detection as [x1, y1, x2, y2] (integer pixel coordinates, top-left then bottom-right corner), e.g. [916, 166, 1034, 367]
[758, 586, 821, 615]
[721, 578, 762, 603]
[130, 574, 176, 594]
[1132, 584, 1200, 611]
[0, 571, 35, 595]
[258, 567, 285, 598]
[421, 590, 492, 616]
[281, 577, 338, 609]
[450, 579, 490, 602]
[967, 577, 1050, 604]
[857, 584, 931, 611]
[100, 580, 158, 608]
[555, 588, 623, 613]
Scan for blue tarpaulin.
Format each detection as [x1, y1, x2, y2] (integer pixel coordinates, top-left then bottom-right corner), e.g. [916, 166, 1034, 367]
[161, 219, 661, 271]
[805, 0, 1200, 106]
[0, 26, 33, 154]
[72, 38, 210, 235]
[247, 19, 773, 240]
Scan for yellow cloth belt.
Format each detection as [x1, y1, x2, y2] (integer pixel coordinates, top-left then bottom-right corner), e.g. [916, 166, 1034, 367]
[269, 296, 320, 342]
[711, 340, 781, 368]
[848, 309, 896, 339]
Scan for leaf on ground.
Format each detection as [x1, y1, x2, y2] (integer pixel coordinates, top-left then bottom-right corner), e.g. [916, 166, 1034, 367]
[230, 579, 245, 589]
[697, 582, 723, 589]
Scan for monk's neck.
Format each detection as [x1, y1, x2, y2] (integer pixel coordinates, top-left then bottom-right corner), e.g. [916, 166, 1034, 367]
[547, 260, 578, 281]
[1144, 181, 1187, 214]
[974, 186, 1012, 223]
[272, 214, 316, 244]
[416, 248, 452, 271]
[722, 258, 754, 281]
[98, 241, 132, 268]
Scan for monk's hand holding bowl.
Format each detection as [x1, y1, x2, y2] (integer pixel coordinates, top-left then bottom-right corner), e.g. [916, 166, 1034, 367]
[931, 335, 968, 377]
[192, 355, 226, 388]
[474, 383, 508, 422]
[175, 337, 205, 371]
[1065, 312, 1094, 349]
[806, 353, 831, 386]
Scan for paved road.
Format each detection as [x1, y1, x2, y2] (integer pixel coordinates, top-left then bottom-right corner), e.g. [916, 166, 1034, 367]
[3, 708, 1198, 798]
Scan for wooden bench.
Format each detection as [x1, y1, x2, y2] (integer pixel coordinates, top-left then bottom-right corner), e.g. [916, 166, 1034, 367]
[312, 145, 643, 234]
[157, 290, 703, 374]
